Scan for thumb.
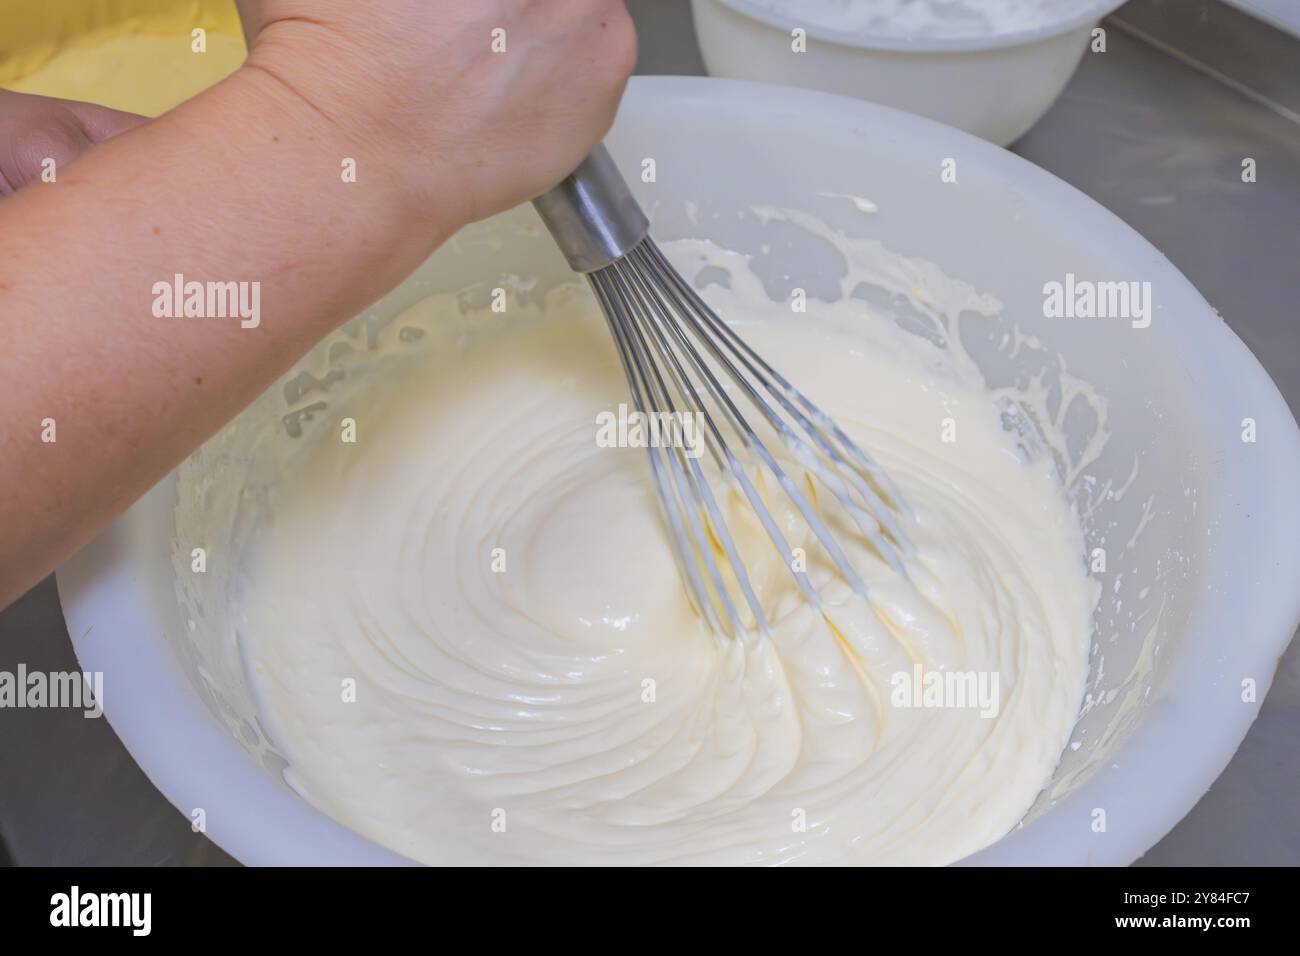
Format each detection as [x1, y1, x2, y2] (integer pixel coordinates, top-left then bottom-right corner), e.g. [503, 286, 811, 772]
[0, 91, 147, 196]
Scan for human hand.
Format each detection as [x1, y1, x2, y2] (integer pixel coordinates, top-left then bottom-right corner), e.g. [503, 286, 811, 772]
[0, 90, 144, 196]
[234, 0, 637, 228]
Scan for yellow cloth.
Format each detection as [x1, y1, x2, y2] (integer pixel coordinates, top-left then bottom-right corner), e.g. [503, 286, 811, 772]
[0, 0, 244, 116]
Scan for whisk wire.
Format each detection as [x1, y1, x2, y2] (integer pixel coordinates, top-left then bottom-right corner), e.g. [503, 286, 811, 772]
[533, 146, 914, 639]
[593, 264, 769, 637]
[615, 255, 823, 632]
[643, 241, 914, 574]
[588, 279, 722, 634]
[634, 241, 879, 594]
[589, 237, 924, 636]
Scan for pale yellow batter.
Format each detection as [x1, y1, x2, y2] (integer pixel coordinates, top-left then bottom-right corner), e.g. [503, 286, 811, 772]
[228, 229, 1098, 866]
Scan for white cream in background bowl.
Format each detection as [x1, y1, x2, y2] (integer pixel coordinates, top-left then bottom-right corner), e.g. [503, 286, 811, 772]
[691, 0, 1128, 145]
[59, 77, 1300, 865]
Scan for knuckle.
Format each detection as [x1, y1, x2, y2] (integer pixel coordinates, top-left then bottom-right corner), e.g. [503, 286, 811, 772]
[8, 120, 84, 181]
[600, 9, 638, 79]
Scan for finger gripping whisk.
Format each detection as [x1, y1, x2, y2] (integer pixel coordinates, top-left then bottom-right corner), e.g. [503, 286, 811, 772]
[534, 146, 913, 638]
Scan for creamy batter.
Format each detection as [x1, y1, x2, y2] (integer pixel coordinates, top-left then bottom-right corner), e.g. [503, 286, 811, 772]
[743, 0, 1083, 38]
[226, 224, 1099, 866]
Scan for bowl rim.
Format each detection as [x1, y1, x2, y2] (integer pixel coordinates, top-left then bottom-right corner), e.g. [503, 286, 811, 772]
[701, 0, 1129, 53]
[59, 74, 1300, 866]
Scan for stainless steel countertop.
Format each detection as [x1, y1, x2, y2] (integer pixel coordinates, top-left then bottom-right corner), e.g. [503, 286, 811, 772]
[1, 0, 1295, 866]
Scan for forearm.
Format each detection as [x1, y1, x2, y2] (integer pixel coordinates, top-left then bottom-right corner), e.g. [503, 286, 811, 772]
[0, 67, 457, 607]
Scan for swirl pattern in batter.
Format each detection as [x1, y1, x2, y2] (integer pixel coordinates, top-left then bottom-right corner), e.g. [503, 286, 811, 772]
[234, 235, 1097, 865]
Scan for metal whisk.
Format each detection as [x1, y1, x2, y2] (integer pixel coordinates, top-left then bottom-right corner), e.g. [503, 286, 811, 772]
[534, 146, 913, 638]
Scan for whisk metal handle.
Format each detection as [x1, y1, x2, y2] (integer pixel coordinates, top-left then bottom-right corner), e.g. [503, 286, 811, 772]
[532, 145, 649, 274]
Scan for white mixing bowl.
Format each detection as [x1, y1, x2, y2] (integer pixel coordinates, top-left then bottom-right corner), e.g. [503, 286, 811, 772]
[58, 76, 1300, 866]
[691, 0, 1126, 145]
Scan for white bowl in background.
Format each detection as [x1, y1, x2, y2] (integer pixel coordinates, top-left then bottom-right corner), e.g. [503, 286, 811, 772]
[691, 0, 1127, 145]
[58, 76, 1300, 865]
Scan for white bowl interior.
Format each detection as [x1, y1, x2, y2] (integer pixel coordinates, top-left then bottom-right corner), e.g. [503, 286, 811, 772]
[60, 77, 1300, 865]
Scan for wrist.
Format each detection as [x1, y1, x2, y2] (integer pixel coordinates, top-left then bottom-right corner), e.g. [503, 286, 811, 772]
[150, 65, 462, 343]
[234, 29, 476, 235]
[219, 62, 465, 288]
